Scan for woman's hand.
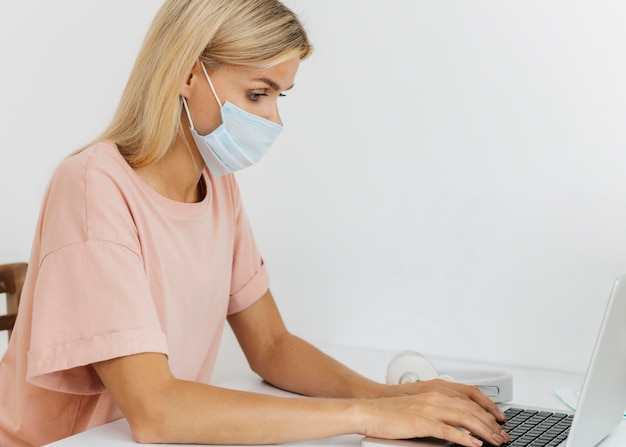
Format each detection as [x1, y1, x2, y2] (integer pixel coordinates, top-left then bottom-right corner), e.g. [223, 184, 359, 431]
[360, 379, 510, 447]
[378, 379, 506, 422]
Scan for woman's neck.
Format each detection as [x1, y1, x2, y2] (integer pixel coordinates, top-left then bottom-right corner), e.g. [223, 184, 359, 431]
[133, 132, 205, 203]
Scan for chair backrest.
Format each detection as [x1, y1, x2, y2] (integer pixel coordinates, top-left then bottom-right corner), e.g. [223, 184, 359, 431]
[0, 263, 28, 340]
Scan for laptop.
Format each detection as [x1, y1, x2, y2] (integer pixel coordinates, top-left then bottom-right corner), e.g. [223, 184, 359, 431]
[361, 274, 626, 447]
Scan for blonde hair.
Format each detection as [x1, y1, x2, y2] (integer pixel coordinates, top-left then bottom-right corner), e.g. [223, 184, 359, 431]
[76, 0, 312, 167]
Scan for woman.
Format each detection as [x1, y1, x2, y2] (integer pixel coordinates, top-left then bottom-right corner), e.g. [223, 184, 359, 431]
[0, 1, 509, 446]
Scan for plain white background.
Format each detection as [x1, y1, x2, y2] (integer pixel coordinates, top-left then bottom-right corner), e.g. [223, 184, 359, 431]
[1, 1, 626, 384]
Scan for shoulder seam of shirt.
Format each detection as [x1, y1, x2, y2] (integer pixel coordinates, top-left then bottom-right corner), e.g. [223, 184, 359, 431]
[39, 239, 142, 268]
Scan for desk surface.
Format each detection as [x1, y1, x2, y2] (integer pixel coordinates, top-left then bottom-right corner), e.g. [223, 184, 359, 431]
[44, 345, 626, 446]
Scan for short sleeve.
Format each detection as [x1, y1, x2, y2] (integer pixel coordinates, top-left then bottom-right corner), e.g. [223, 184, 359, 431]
[228, 258, 269, 315]
[26, 240, 168, 394]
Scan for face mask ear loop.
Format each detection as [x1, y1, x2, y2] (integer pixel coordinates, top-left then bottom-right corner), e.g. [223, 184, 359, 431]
[200, 62, 223, 108]
[179, 97, 200, 172]
[181, 97, 196, 130]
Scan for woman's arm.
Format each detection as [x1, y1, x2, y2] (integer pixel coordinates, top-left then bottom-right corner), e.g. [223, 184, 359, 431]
[94, 351, 504, 447]
[93, 289, 508, 446]
[228, 290, 506, 414]
[94, 352, 365, 444]
[226, 289, 386, 399]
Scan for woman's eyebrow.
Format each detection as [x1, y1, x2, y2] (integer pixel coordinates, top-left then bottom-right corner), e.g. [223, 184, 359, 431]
[253, 77, 295, 91]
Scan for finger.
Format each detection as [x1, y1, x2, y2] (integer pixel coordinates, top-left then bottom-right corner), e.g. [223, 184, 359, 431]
[460, 410, 509, 444]
[372, 409, 492, 447]
[456, 384, 507, 423]
[442, 408, 507, 446]
[421, 393, 508, 444]
[424, 420, 484, 447]
[429, 380, 507, 423]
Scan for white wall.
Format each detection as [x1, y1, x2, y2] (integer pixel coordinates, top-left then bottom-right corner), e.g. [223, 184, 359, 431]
[2, 1, 626, 383]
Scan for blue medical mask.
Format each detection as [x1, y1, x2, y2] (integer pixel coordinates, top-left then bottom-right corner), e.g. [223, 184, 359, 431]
[182, 63, 283, 176]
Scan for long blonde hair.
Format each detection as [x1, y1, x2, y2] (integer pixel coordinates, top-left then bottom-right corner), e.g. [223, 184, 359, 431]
[76, 0, 312, 167]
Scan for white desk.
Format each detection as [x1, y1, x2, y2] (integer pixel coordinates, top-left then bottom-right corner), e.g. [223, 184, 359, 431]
[44, 345, 626, 446]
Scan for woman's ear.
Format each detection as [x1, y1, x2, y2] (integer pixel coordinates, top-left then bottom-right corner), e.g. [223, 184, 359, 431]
[179, 59, 202, 98]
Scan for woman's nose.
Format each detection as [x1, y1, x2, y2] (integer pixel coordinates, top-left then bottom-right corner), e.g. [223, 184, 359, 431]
[265, 104, 282, 125]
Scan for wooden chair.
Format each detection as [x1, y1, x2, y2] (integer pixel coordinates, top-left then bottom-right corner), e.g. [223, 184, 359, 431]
[0, 262, 28, 340]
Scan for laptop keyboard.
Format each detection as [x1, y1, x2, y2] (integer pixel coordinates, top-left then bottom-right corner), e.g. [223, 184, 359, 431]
[453, 407, 574, 447]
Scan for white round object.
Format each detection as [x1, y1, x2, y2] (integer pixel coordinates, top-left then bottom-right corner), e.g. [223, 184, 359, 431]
[385, 350, 514, 403]
[385, 350, 439, 384]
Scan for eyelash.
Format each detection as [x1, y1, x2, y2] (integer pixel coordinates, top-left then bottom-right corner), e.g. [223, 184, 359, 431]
[249, 92, 287, 102]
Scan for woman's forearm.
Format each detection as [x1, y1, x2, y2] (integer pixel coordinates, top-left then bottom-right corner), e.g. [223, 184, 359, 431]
[134, 378, 365, 444]
[248, 332, 386, 399]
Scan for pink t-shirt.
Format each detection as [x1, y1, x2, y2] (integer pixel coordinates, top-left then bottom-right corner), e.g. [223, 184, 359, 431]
[0, 142, 269, 446]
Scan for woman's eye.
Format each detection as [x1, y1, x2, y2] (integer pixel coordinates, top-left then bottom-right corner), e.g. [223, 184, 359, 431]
[248, 92, 287, 101]
[249, 92, 268, 102]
